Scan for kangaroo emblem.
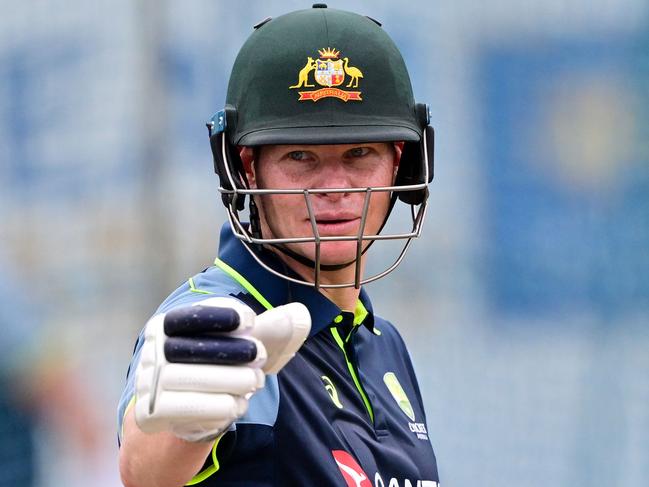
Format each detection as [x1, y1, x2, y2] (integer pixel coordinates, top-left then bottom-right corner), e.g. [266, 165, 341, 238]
[289, 57, 317, 88]
[334, 458, 368, 487]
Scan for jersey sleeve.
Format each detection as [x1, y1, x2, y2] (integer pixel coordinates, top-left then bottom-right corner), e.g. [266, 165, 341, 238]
[116, 264, 283, 482]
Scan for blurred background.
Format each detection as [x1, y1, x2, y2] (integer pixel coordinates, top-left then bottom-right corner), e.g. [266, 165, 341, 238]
[0, 0, 647, 485]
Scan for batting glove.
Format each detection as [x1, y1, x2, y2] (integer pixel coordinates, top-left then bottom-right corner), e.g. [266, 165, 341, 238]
[134, 297, 311, 442]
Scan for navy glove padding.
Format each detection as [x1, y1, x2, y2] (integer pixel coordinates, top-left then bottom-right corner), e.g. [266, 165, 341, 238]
[163, 305, 258, 365]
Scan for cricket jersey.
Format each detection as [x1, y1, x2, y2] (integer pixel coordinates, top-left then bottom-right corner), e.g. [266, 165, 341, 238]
[118, 224, 439, 486]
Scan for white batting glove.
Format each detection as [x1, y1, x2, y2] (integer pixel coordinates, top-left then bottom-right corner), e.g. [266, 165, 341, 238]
[134, 297, 311, 442]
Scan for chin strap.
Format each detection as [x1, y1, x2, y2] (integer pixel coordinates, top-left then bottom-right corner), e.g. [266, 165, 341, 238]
[249, 193, 400, 273]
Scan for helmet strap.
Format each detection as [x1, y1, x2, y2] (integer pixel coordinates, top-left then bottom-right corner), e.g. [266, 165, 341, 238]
[249, 197, 262, 240]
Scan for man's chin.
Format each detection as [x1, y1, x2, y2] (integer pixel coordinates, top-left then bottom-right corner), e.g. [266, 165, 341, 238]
[288, 242, 362, 268]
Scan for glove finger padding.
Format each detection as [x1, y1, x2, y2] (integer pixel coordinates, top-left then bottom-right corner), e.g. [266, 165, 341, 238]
[135, 391, 248, 441]
[164, 335, 261, 365]
[164, 305, 241, 336]
[161, 364, 264, 393]
[138, 391, 248, 422]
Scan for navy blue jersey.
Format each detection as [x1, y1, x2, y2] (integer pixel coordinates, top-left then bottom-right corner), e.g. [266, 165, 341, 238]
[118, 224, 439, 486]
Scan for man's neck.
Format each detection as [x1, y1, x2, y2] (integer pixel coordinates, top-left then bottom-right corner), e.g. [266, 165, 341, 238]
[319, 286, 361, 313]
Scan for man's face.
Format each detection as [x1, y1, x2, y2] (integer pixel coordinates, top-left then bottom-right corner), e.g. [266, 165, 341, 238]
[241, 142, 400, 266]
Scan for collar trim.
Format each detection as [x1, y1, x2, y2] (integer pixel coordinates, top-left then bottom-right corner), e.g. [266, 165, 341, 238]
[213, 257, 273, 311]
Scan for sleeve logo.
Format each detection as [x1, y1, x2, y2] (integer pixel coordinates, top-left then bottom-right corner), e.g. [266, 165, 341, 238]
[289, 47, 363, 102]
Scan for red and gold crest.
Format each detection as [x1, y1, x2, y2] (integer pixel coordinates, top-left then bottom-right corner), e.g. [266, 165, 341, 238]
[289, 47, 363, 102]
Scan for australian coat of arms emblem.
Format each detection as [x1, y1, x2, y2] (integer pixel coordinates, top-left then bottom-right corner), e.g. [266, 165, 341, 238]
[289, 47, 363, 102]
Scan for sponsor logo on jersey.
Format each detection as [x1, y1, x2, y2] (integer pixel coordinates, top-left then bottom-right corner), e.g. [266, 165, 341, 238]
[332, 449, 438, 487]
[289, 47, 363, 102]
[374, 473, 439, 487]
[332, 450, 372, 487]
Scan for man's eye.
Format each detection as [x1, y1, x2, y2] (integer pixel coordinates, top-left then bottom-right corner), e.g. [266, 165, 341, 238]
[348, 147, 369, 158]
[287, 151, 307, 161]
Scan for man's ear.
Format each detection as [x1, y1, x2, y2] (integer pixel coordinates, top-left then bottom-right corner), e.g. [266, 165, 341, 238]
[239, 146, 257, 188]
[393, 141, 405, 174]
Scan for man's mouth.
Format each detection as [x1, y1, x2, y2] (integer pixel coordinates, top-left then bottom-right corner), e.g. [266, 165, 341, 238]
[317, 218, 355, 224]
[311, 214, 361, 234]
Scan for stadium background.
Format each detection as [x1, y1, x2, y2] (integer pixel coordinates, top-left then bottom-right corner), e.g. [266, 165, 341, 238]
[0, 0, 647, 485]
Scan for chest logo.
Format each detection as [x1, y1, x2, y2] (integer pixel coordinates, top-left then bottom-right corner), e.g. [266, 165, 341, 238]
[332, 450, 372, 487]
[322, 375, 343, 409]
[289, 47, 363, 102]
[383, 372, 415, 421]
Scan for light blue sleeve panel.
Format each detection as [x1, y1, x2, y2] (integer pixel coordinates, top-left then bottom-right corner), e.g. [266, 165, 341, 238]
[237, 374, 280, 427]
[117, 265, 280, 442]
[117, 329, 145, 443]
[155, 268, 245, 313]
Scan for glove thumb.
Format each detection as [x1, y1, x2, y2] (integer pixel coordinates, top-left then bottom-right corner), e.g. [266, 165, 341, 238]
[250, 303, 311, 374]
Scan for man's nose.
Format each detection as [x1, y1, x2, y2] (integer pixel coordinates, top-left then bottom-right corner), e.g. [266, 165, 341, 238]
[313, 161, 353, 199]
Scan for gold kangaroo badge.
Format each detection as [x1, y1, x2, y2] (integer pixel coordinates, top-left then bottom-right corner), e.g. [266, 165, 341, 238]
[289, 57, 317, 88]
[289, 48, 363, 102]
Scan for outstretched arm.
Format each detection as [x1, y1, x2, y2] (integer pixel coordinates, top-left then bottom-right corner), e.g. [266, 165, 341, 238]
[119, 407, 214, 487]
[118, 298, 310, 487]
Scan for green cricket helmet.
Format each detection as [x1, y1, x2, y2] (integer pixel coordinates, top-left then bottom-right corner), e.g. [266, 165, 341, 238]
[207, 4, 434, 289]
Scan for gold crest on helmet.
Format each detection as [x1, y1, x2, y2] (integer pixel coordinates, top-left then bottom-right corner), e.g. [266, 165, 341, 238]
[289, 47, 363, 102]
